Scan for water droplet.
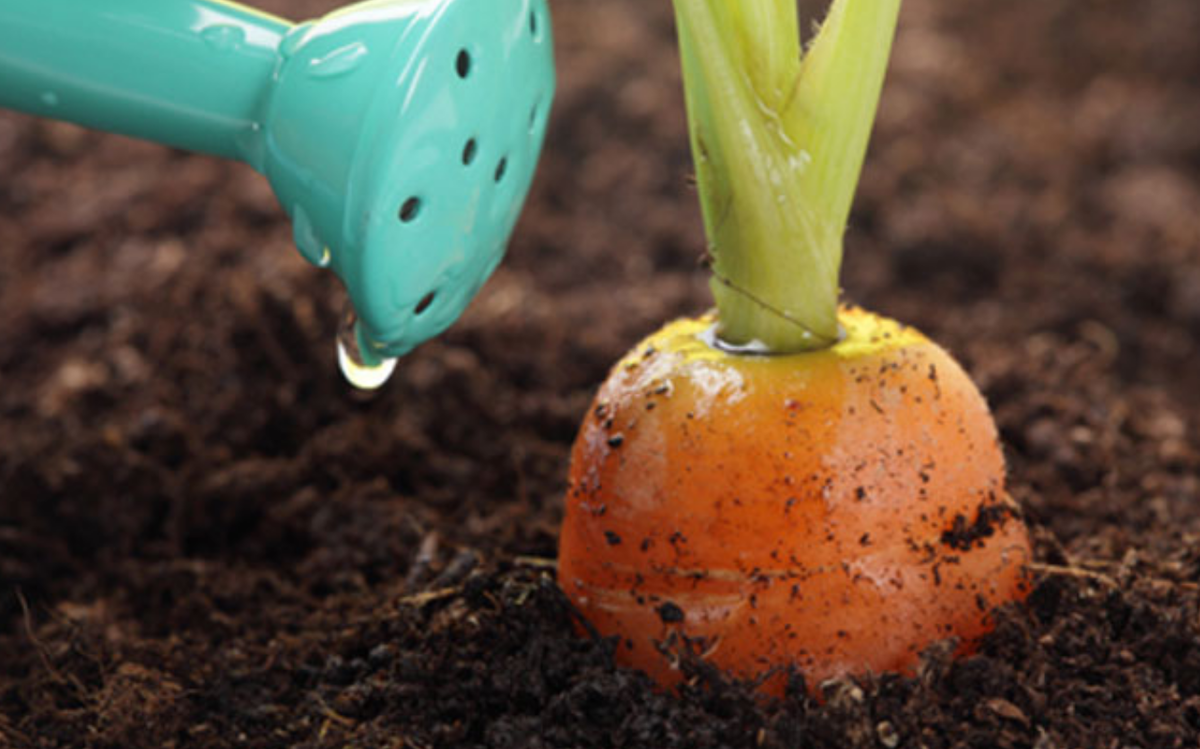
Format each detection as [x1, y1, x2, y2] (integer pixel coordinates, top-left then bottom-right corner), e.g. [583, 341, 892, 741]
[201, 24, 245, 53]
[308, 42, 369, 79]
[338, 338, 397, 390]
[337, 303, 396, 390]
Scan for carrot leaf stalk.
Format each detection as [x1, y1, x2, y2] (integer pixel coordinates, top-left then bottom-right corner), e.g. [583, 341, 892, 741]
[673, 0, 902, 352]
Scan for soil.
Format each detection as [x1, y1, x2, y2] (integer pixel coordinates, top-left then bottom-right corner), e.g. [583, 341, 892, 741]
[2, 0, 1199, 747]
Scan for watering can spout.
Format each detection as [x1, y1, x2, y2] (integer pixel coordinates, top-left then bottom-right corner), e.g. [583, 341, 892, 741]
[0, 0, 556, 387]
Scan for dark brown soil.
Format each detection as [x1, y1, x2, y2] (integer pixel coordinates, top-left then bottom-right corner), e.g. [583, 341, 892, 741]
[3, 0, 1200, 746]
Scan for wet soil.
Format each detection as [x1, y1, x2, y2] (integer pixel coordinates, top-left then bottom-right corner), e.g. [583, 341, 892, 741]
[3, 0, 1200, 746]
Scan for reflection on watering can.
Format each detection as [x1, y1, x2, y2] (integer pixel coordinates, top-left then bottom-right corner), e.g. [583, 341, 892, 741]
[0, 0, 556, 388]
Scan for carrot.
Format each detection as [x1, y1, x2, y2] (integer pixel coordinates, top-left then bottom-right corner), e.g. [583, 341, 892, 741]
[558, 308, 1032, 694]
[557, 0, 1032, 696]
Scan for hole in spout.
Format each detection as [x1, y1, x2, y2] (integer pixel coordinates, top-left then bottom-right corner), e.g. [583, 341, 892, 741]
[399, 197, 421, 223]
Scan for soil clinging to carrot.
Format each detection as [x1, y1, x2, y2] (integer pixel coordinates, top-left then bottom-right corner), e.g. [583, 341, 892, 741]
[3, 0, 1200, 746]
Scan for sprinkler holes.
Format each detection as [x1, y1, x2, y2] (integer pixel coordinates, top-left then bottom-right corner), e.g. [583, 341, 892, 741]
[456, 49, 472, 79]
[415, 291, 436, 315]
[495, 157, 508, 183]
[399, 197, 421, 223]
[463, 138, 478, 166]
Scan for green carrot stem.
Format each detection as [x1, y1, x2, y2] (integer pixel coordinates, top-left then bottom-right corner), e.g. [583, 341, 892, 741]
[673, 0, 901, 352]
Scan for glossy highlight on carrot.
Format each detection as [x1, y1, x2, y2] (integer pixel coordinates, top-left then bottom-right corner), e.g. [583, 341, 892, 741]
[558, 308, 1032, 695]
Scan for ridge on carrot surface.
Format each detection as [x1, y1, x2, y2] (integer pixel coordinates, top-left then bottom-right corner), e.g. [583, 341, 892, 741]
[674, 0, 901, 352]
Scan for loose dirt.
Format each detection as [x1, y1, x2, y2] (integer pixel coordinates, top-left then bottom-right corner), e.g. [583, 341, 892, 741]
[3, 0, 1199, 746]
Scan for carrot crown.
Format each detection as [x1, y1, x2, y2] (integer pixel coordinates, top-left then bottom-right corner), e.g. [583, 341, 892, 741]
[673, 0, 901, 352]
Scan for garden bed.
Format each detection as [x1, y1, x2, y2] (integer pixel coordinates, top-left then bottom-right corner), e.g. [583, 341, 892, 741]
[2, 0, 1199, 746]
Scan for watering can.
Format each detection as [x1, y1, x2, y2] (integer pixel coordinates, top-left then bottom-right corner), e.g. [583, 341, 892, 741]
[0, 0, 555, 388]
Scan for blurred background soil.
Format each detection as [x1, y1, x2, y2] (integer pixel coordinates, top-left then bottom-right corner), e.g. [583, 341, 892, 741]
[2, 0, 1200, 746]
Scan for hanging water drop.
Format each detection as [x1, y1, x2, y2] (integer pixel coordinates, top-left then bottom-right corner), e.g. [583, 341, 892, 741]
[337, 302, 396, 390]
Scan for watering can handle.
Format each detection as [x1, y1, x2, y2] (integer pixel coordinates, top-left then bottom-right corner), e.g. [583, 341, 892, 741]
[0, 0, 289, 165]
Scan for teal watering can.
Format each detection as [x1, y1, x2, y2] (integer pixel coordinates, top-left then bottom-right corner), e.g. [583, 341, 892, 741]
[0, 0, 555, 388]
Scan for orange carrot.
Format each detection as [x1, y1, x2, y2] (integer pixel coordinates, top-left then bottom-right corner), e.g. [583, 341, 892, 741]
[558, 309, 1032, 695]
